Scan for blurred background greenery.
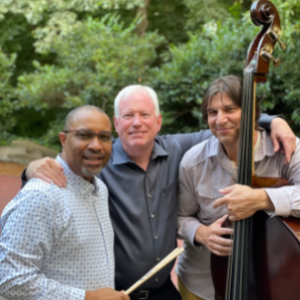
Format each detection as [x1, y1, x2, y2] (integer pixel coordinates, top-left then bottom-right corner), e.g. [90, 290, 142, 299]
[0, 0, 299, 151]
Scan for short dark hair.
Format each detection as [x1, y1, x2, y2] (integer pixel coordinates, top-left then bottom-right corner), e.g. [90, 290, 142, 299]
[64, 105, 106, 131]
[201, 75, 260, 126]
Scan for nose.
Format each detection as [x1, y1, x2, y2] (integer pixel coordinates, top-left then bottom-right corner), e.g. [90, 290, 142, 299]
[132, 114, 142, 127]
[216, 111, 227, 126]
[88, 135, 104, 151]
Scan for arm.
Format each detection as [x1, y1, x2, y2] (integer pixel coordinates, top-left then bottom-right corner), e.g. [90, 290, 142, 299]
[213, 185, 275, 221]
[214, 139, 300, 220]
[259, 114, 296, 163]
[177, 157, 233, 255]
[0, 190, 85, 300]
[22, 157, 67, 188]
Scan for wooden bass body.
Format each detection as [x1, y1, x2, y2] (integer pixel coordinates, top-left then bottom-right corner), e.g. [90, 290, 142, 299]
[211, 177, 300, 300]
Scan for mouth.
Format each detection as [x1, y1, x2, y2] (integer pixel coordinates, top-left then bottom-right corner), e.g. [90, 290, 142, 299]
[129, 131, 145, 136]
[217, 128, 232, 133]
[83, 155, 103, 166]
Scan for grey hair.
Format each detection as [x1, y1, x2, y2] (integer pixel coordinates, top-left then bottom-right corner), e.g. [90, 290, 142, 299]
[64, 105, 106, 131]
[114, 85, 160, 118]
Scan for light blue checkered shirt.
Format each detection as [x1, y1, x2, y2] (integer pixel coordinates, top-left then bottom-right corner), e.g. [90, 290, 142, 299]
[0, 156, 114, 300]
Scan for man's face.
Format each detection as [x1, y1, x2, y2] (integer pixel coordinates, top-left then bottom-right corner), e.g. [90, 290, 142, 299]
[207, 92, 242, 148]
[60, 110, 112, 181]
[114, 89, 162, 154]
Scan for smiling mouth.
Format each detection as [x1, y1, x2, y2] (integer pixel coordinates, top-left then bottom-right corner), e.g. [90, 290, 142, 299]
[83, 156, 103, 165]
[129, 132, 145, 135]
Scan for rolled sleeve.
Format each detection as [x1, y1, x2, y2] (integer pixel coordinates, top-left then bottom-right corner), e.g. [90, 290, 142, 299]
[0, 190, 85, 300]
[265, 186, 300, 218]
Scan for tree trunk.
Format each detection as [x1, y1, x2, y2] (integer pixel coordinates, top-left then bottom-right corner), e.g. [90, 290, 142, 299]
[136, 0, 150, 37]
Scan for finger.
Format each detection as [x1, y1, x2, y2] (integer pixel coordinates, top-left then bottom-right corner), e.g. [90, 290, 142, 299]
[49, 162, 67, 187]
[271, 133, 280, 153]
[219, 185, 235, 195]
[37, 170, 63, 187]
[280, 139, 292, 163]
[213, 197, 227, 209]
[210, 243, 232, 256]
[36, 173, 53, 185]
[213, 227, 234, 237]
[215, 214, 228, 225]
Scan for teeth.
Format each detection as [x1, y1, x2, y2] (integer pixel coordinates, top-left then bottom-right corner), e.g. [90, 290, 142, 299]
[85, 157, 101, 161]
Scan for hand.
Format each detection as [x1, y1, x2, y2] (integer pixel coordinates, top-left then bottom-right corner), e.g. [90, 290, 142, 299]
[85, 288, 130, 300]
[195, 215, 233, 256]
[270, 117, 296, 164]
[25, 157, 67, 187]
[213, 184, 274, 221]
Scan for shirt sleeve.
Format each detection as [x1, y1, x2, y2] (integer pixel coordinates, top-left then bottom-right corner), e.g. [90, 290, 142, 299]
[264, 140, 300, 218]
[0, 190, 86, 300]
[258, 113, 283, 132]
[177, 156, 202, 249]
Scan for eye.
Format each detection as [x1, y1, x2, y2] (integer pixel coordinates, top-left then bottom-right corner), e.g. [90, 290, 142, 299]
[123, 113, 133, 118]
[99, 134, 111, 142]
[77, 131, 93, 139]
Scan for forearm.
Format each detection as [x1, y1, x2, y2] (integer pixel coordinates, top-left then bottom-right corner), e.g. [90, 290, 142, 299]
[265, 186, 300, 217]
[177, 215, 202, 246]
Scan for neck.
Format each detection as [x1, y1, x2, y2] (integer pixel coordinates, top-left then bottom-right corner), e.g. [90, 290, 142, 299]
[60, 152, 93, 182]
[223, 130, 258, 165]
[124, 143, 154, 171]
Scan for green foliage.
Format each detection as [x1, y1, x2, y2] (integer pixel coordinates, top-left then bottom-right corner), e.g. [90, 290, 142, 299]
[17, 15, 163, 116]
[0, 0, 300, 148]
[155, 14, 259, 134]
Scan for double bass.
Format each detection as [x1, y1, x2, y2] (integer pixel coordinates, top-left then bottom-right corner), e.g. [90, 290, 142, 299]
[211, 1, 300, 299]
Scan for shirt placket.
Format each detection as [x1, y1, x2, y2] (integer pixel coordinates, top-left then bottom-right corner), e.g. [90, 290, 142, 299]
[144, 164, 161, 284]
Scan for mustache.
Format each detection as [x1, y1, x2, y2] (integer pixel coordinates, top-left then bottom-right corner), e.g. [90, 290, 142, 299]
[83, 150, 103, 158]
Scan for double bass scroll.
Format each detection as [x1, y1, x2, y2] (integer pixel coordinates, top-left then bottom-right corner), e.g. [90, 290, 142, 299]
[211, 1, 300, 300]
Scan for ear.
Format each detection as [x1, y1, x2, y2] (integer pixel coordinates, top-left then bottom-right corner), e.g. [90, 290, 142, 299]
[59, 132, 67, 148]
[113, 116, 119, 133]
[156, 114, 162, 133]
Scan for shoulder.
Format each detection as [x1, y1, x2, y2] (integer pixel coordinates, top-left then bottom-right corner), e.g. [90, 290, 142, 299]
[2, 179, 61, 220]
[180, 136, 218, 169]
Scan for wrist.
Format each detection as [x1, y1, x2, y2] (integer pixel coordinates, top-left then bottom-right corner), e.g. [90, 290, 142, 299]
[256, 189, 274, 211]
[194, 224, 207, 245]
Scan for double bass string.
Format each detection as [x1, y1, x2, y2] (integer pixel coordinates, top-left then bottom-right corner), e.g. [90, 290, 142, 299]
[226, 71, 254, 300]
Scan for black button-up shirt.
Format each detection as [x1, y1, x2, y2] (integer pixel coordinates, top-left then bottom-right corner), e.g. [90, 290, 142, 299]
[99, 131, 212, 290]
[20, 115, 274, 291]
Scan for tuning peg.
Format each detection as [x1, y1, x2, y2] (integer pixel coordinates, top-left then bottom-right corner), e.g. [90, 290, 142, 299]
[268, 25, 286, 50]
[260, 44, 281, 67]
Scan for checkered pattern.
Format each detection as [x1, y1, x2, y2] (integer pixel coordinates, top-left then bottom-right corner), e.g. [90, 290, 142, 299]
[0, 156, 114, 300]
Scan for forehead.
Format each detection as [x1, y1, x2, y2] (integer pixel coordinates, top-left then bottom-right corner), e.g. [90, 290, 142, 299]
[119, 89, 155, 111]
[71, 110, 111, 131]
[208, 92, 236, 108]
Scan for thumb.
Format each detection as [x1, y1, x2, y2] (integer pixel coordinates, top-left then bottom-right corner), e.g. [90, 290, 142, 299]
[216, 214, 228, 225]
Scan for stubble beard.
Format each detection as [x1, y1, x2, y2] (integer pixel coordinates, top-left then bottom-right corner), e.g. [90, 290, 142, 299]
[81, 165, 103, 177]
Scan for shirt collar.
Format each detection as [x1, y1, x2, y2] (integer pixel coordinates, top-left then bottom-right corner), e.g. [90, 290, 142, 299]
[112, 137, 168, 166]
[210, 129, 275, 163]
[56, 155, 99, 195]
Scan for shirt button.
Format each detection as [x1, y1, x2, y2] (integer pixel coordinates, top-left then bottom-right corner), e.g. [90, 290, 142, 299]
[148, 194, 152, 198]
[151, 214, 155, 218]
[154, 236, 159, 240]
[157, 257, 160, 261]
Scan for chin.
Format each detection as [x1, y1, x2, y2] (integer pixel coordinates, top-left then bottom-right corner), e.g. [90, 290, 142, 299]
[82, 166, 103, 177]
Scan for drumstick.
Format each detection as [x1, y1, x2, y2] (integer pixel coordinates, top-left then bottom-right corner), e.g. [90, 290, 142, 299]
[125, 247, 185, 295]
